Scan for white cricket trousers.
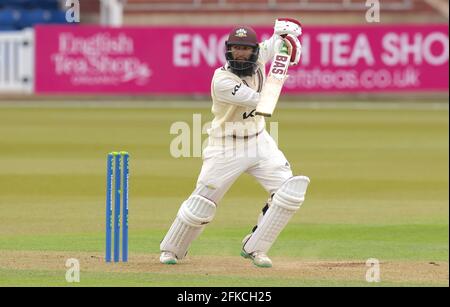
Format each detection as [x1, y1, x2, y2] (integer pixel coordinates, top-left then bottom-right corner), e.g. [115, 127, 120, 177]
[192, 130, 293, 204]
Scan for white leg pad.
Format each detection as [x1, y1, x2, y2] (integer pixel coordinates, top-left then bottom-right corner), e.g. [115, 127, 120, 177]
[160, 195, 216, 259]
[243, 176, 310, 254]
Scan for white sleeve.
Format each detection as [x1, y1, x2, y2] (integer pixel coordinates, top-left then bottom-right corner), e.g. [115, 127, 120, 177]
[213, 77, 260, 108]
[259, 34, 283, 64]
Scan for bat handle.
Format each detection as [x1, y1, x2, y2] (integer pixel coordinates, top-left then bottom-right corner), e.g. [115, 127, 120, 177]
[280, 41, 289, 55]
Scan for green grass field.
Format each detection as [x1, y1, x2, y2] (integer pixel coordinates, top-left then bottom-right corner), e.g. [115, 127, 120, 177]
[0, 101, 448, 287]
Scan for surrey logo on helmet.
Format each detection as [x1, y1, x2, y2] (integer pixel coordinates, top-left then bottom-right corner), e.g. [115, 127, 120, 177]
[235, 28, 248, 38]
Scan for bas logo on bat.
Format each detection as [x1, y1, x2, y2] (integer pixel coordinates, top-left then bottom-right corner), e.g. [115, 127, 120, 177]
[271, 55, 289, 74]
[255, 53, 290, 117]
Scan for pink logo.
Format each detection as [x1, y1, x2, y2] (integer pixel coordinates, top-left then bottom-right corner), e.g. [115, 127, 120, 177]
[52, 32, 151, 86]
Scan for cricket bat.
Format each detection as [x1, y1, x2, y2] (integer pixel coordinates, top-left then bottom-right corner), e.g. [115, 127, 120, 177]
[255, 43, 290, 117]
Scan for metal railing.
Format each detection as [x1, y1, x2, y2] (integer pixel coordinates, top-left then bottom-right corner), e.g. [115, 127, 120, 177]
[0, 29, 34, 93]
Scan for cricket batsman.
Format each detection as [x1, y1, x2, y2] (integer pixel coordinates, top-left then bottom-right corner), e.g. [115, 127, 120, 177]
[160, 19, 310, 268]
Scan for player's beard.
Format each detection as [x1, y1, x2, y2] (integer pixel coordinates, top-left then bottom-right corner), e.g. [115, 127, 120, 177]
[227, 60, 258, 77]
[225, 48, 259, 77]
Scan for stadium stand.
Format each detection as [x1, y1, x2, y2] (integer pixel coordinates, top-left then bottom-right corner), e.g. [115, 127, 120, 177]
[122, 0, 436, 12]
[0, 8, 20, 25]
[109, 0, 446, 26]
[0, 0, 67, 30]
[30, 0, 449, 25]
